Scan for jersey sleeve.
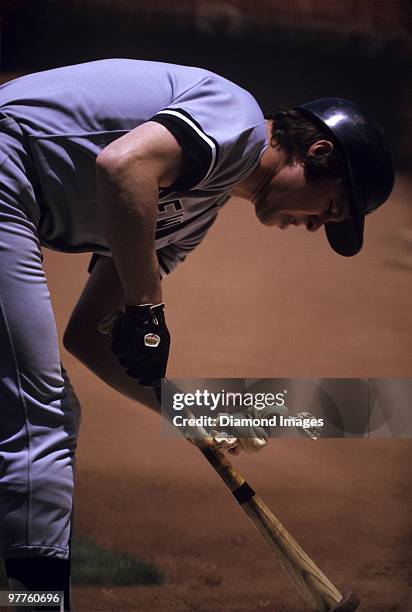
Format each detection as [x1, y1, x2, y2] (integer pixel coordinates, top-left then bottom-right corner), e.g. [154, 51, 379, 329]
[149, 75, 267, 192]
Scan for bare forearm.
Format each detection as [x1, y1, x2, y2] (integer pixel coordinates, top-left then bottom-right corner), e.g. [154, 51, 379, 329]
[64, 255, 161, 413]
[96, 161, 161, 305]
[95, 122, 184, 305]
[69, 326, 161, 413]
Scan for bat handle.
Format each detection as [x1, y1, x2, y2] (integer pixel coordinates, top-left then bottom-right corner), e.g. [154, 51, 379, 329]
[329, 591, 360, 611]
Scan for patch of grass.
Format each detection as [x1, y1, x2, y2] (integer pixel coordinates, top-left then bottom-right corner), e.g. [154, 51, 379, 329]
[0, 537, 164, 587]
[71, 536, 164, 586]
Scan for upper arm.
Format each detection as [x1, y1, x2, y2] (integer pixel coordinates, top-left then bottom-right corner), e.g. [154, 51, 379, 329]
[96, 121, 185, 188]
[146, 78, 267, 190]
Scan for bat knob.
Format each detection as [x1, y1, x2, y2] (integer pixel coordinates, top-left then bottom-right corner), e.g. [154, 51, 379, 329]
[330, 591, 360, 611]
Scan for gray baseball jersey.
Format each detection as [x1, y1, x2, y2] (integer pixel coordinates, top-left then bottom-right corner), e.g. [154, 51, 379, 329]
[0, 59, 267, 275]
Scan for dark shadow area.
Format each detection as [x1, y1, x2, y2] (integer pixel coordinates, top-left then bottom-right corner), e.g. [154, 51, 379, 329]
[1, 1, 410, 167]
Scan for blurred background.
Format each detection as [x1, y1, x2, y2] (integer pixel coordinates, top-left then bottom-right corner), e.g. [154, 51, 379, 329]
[1, 0, 411, 167]
[1, 3, 411, 611]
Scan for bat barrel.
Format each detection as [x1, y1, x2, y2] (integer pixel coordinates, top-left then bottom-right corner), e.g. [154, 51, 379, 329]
[197, 438, 351, 612]
[197, 438, 359, 612]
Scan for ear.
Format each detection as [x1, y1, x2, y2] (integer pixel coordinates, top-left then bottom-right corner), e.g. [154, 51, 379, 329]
[307, 139, 334, 157]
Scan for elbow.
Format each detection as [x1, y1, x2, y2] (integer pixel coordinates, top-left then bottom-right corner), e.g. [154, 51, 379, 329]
[96, 143, 141, 179]
[63, 313, 107, 368]
[63, 318, 90, 363]
[63, 324, 80, 357]
[96, 147, 126, 178]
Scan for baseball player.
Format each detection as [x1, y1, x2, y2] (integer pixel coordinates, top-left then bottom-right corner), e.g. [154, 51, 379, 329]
[0, 59, 394, 609]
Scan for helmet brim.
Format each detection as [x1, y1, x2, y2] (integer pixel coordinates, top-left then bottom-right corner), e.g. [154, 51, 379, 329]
[295, 97, 394, 258]
[325, 153, 365, 257]
[325, 216, 364, 256]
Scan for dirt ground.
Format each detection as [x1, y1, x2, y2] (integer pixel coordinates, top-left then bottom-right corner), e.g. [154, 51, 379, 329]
[44, 175, 412, 611]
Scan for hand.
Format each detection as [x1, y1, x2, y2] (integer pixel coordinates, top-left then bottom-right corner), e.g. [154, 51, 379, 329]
[98, 304, 170, 387]
[210, 404, 285, 454]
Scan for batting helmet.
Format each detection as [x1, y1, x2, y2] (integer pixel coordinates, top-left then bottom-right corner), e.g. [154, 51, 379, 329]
[295, 98, 395, 256]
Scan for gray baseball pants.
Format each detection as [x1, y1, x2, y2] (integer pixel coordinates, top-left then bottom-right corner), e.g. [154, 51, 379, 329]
[0, 113, 80, 561]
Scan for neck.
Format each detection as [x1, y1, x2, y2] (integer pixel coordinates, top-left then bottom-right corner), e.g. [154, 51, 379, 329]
[231, 120, 284, 203]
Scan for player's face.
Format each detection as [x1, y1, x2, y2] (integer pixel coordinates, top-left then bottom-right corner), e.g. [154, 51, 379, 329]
[254, 161, 349, 232]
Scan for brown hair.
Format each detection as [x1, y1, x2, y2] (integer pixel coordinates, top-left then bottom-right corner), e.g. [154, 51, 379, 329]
[271, 108, 342, 182]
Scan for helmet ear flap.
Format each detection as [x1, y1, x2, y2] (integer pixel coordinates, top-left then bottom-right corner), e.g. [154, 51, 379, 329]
[295, 98, 394, 256]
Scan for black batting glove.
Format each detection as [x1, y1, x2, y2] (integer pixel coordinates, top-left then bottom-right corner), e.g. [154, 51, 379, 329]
[107, 304, 170, 388]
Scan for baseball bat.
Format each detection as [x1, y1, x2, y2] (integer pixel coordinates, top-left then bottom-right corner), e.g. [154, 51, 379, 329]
[159, 379, 360, 612]
[97, 315, 359, 611]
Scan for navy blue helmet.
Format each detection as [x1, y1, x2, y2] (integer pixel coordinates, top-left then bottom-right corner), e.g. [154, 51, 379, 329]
[296, 98, 395, 256]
